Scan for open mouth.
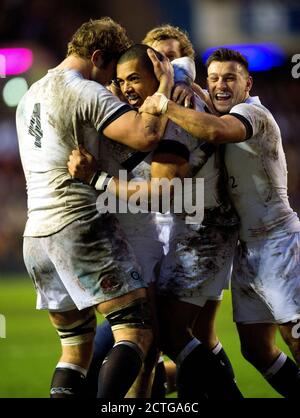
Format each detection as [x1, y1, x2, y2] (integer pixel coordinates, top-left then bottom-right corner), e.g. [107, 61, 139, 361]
[126, 94, 141, 106]
[215, 92, 231, 102]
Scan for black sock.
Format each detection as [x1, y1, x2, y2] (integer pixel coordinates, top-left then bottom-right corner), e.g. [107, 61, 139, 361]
[264, 352, 300, 398]
[211, 342, 243, 399]
[151, 359, 167, 399]
[177, 338, 243, 399]
[176, 339, 209, 399]
[84, 320, 114, 398]
[50, 363, 87, 398]
[97, 340, 143, 398]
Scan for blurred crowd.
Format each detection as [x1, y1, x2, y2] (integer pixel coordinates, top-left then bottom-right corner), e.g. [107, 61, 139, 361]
[0, 0, 299, 272]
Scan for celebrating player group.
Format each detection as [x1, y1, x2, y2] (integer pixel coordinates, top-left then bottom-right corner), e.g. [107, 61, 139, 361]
[16, 17, 300, 399]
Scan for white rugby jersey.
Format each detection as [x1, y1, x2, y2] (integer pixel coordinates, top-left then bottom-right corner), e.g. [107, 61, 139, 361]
[160, 96, 238, 226]
[226, 96, 300, 241]
[16, 68, 131, 237]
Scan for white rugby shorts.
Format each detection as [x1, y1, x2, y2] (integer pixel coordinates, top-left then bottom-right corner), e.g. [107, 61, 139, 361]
[232, 232, 300, 323]
[157, 216, 238, 306]
[23, 213, 144, 312]
[116, 212, 164, 284]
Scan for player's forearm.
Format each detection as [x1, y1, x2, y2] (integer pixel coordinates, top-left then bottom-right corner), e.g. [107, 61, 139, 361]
[165, 100, 229, 144]
[157, 73, 173, 99]
[139, 113, 168, 151]
[138, 75, 172, 150]
[108, 178, 162, 208]
[109, 178, 149, 199]
[139, 95, 226, 143]
[93, 173, 168, 213]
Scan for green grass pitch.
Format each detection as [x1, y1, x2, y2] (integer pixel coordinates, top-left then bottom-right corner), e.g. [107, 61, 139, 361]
[0, 276, 288, 398]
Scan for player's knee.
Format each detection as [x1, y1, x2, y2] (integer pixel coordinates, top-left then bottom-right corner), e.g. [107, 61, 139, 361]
[52, 308, 96, 346]
[240, 338, 264, 363]
[137, 328, 154, 354]
[104, 297, 154, 353]
[104, 297, 153, 331]
[240, 341, 274, 368]
[159, 326, 191, 361]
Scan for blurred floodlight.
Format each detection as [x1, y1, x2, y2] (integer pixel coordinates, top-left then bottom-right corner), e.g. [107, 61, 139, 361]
[3, 77, 28, 107]
[0, 48, 33, 75]
[202, 43, 286, 71]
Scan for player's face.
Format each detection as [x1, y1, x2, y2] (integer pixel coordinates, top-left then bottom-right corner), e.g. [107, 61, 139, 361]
[150, 39, 182, 61]
[207, 61, 252, 114]
[116, 59, 159, 108]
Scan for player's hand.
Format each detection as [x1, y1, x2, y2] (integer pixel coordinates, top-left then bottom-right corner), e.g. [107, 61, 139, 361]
[67, 146, 97, 184]
[192, 83, 216, 114]
[139, 94, 164, 116]
[172, 82, 195, 109]
[147, 48, 174, 85]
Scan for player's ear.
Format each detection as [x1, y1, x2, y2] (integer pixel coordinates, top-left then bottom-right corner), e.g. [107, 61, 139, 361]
[91, 50, 103, 69]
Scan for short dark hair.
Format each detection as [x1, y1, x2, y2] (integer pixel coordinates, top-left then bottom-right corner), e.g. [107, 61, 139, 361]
[117, 44, 163, 75]
[206, 48, 249, 74]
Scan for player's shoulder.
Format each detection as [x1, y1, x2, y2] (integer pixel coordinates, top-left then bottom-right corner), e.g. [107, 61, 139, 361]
[75, 76, 109, 98]
[230, 97, 278, 136]
[230, 96, 270, 117]
[230, 99, 281, 146]
[49, 68, 109, 97]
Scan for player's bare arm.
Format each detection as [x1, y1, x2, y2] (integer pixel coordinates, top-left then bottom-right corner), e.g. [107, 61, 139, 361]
[151, 153, 189, 180]
[67, 148, 159, 203]
[140, 97, 247, 144]
[103, 111, 169, 152]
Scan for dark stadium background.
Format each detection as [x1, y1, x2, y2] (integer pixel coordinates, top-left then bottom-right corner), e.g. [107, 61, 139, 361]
[0, 0, 299, 398]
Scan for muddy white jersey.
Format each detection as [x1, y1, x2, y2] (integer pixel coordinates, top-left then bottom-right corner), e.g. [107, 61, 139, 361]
[177, 96, 238, 226]
[16, 68, 131, 237]
[225, 96, 300, 241]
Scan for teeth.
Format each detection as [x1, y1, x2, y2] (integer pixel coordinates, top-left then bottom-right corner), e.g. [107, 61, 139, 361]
[127, 94, 138, 100]
[216, 93, 230, 99]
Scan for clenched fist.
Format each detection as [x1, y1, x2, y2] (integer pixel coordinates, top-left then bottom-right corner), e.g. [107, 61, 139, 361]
[67, 146, 97, 184]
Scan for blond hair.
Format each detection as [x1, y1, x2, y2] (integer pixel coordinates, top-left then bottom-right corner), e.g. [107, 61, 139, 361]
[67, 17, 132, 65]
[142, 24, 195, 59]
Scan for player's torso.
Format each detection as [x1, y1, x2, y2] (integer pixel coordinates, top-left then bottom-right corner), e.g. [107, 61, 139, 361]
[225, 107, 300, 240]
[16, 69, 120, 236]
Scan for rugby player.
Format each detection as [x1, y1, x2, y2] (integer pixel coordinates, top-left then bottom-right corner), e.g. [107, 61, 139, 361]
[16, 17, 173, 398]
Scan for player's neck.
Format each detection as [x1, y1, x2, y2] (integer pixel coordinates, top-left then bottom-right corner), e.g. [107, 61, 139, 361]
[54, 55, 92, 79]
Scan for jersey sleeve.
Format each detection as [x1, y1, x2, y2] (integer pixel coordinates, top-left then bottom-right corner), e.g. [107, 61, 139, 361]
[77, 81, 133, 133]
[229, 103, 266, 140]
